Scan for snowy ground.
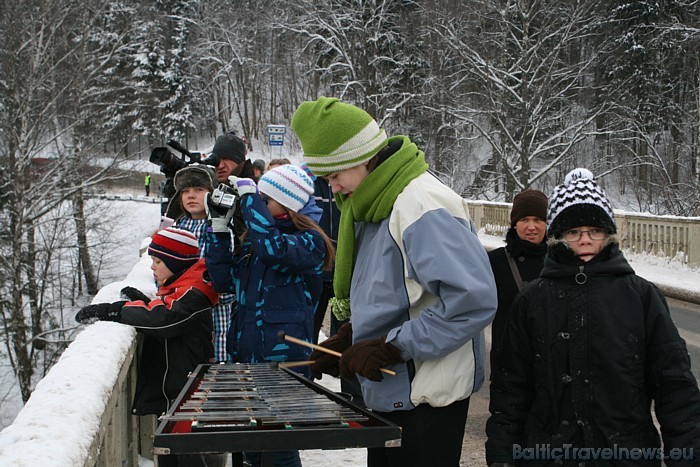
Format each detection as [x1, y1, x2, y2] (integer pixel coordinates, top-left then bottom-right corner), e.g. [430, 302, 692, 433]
[1, 162, 700, 466]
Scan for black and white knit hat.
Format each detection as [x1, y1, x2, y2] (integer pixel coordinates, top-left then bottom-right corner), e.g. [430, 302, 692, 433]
[547, 168, 616, 238]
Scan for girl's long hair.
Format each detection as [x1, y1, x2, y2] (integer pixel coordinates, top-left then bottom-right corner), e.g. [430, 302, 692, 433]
[285, 208, 336, 271]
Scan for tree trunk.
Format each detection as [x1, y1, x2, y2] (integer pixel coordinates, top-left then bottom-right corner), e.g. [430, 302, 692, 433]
[73, 189, 99, 295]
[25, 225, 45, 351]
[10, 191, 33, 403]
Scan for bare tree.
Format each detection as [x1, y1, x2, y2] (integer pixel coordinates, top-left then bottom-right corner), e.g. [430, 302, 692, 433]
[426, 0, 612, 199]
[0, 0, 130, 402]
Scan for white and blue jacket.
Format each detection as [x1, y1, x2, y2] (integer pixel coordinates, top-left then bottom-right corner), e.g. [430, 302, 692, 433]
[351, 171, 497, 412]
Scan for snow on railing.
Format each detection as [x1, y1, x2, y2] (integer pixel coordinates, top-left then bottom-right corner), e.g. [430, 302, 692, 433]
[0, 255, 155, 467]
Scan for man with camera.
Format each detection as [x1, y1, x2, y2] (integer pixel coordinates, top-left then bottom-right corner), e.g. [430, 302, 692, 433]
[210, 132, 259, 184]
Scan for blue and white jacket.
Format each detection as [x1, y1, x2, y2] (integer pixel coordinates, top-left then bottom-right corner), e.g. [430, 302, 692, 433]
[351, 170, 497, 412]
[204, 194, 325, 376]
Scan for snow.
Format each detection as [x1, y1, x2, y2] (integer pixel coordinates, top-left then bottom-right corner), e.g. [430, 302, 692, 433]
[0, 322, 136, 466]
[0, 185, 699, 466]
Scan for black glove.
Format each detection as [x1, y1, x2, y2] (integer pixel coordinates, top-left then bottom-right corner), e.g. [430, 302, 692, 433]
[339, 336, 403, 382]
[120, 286, 150, 303]
[75, 301, 126, 324]
[205, 184, 239, 233]
[309, 322, 353, 379]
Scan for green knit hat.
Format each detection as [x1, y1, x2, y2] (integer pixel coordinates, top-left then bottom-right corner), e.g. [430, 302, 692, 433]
[291, 97, 388, 176]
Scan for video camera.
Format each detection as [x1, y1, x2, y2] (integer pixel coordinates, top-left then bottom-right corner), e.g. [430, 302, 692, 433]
[149, 140, 220, 213]
[150, 140, 219, 180]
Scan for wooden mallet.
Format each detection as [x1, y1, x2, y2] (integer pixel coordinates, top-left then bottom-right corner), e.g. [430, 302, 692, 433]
[277, 331, 396, 376]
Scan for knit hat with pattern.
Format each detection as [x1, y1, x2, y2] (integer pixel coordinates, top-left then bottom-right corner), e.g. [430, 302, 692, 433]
[148, 227, 200, 274]
[547, 168, 616, 238]
[258, 164, 315, 212]
[291, 97, 388, 176]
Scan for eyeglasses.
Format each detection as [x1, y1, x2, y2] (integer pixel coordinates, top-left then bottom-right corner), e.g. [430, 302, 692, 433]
[562, 228, 608, 242]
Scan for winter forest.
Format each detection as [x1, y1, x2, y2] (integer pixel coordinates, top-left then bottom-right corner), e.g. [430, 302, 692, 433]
[1, 0, 699, 422]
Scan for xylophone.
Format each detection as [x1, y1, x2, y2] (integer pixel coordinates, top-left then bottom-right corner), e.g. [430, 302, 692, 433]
[152, 363, 401, 462]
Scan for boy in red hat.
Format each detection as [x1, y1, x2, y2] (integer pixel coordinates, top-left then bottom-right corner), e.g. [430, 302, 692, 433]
[75, 227, 219, 467]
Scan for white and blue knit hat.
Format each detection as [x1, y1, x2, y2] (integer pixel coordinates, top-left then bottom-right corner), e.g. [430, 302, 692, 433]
[258, 164, 315, 212]
[547, 168, 616, 238]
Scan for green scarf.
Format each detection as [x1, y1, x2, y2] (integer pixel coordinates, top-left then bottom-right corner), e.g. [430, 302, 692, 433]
[330, 136, 428, 320]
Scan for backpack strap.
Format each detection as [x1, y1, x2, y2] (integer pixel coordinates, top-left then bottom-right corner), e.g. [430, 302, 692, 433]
[505, 250, 525, 292]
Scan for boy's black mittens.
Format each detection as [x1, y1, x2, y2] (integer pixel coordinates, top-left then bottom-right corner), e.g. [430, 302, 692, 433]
[309, 322, 353, 380]
[120, 286, 150, 303]
[75, 301, 126, 324]
[339, 336, 403, 382]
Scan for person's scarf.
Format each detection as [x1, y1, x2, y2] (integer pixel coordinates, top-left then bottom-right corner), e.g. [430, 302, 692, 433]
[329, 136, 428, 320]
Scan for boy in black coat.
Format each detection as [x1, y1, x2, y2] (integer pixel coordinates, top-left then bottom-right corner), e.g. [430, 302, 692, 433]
[486, 169, 700, 466]
[76, 227, 218, 467]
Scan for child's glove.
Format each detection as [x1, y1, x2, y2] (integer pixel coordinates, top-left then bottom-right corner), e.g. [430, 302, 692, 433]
[75, 301, 126, 324]
[206, 185, 238, 233]
[120, 286, 150, 303]
[339, 336, 403, 382]
[309, 322, 353, 379]
[228, 176, 258, 196]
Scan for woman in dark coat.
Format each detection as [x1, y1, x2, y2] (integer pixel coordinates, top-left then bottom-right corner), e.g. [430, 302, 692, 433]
[488, 189, 548, 364]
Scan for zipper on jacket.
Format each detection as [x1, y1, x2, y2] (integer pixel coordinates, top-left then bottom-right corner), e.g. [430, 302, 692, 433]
[575, 265, 587, 285]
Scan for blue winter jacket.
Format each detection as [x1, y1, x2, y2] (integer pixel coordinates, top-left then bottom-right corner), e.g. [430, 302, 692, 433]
[205, 194, 325, 376]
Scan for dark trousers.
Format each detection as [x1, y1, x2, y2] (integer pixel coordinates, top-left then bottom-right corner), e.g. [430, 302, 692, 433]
[145, 185, 150, 196]
[367, 397, 470, 467]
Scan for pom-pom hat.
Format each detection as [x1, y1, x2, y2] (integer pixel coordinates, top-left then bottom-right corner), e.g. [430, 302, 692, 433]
[148, 227, 200, 274]
[547, 168, 616, 238]
[291, 97, 388, 176]
[258, 164, 315, 213]
[510, 189, 548, 227]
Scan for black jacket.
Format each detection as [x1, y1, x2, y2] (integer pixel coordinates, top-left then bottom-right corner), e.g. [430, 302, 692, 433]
[488, 228, 546, 362]
[123, 260, 217, 416]
[486, 242, 700, 466]
[313, 177, 339, 283]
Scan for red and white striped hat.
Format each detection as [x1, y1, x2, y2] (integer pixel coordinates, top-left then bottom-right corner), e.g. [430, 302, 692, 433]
[147, 227, 200, 274]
